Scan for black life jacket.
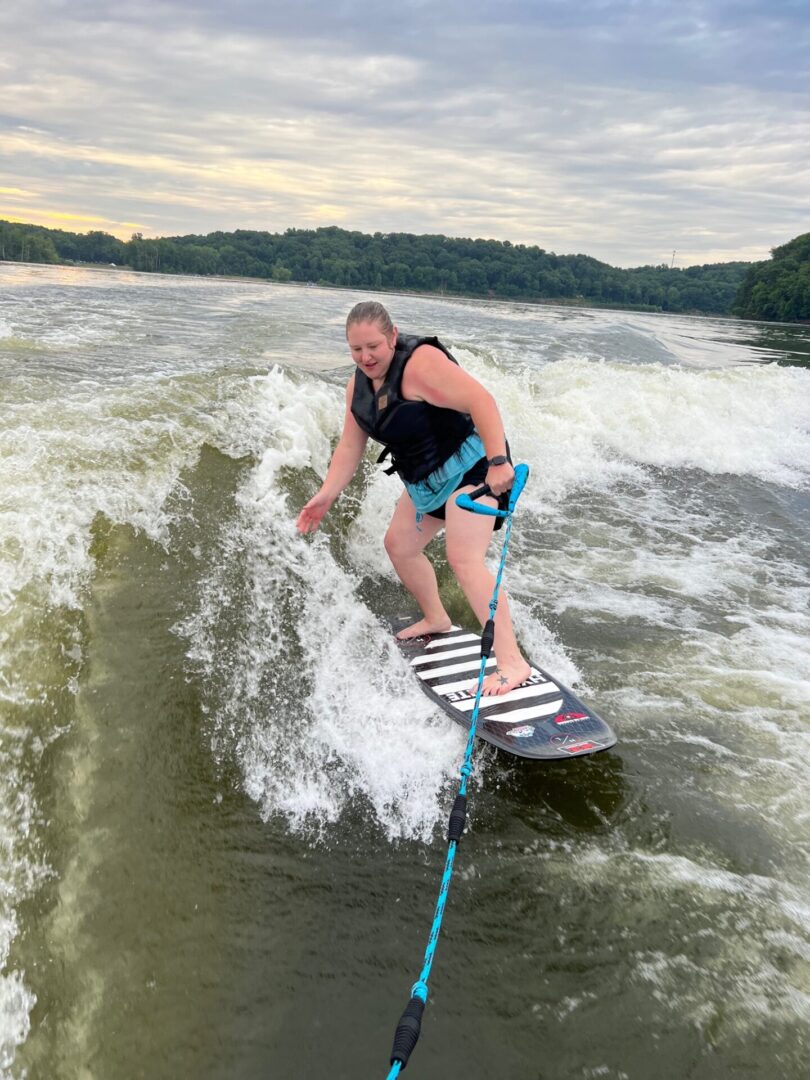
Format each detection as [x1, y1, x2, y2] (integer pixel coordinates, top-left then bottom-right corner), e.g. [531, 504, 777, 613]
[350, 333, 476, 484]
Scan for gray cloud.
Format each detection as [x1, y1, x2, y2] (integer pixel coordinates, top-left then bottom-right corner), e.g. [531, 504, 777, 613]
[0, 1, 807, 266]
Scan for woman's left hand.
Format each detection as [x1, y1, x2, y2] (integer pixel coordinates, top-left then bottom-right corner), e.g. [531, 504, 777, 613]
[485, 461, 514, 496]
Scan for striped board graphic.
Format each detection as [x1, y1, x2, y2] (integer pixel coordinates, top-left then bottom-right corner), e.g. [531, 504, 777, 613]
[394, 621, 617, 760]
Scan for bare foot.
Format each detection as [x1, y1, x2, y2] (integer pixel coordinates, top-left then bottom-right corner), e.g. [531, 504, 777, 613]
[481, 659, 532, 696]
[396, 617, 453, 640]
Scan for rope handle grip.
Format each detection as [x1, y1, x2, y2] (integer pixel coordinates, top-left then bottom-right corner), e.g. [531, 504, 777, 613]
[455, 462, 530, 517]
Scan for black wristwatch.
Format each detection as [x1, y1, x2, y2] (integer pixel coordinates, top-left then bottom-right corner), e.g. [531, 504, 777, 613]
[488, 454, 509, 467]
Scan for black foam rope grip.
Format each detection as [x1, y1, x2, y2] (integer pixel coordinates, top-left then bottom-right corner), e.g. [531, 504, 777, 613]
[481, 619, 495, 658]
[448, 794, 467, 842]
[390, 995, 426, 1068]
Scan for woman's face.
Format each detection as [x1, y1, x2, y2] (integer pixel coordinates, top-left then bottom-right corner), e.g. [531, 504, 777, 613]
[347, 320, 397, 381]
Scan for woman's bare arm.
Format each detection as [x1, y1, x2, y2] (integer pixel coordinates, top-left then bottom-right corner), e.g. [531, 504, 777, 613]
[296, 376, 369, 533]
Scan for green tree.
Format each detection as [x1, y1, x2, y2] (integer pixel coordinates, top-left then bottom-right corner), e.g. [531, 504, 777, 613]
[732, 233, 810, 322]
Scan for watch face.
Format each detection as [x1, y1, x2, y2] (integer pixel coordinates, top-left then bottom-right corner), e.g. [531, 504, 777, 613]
[489, 455, 508, 466]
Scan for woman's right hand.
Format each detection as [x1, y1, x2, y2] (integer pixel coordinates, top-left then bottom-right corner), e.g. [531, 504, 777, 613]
[296, 376, 368, 535]
[296, 489, 335, 534]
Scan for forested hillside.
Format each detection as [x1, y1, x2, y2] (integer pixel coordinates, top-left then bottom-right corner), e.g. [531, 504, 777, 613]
[732, 233, 810, 322]
[1, 218, 750, 316]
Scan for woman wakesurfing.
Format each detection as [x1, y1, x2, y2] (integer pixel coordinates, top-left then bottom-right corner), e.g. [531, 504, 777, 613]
[296, 300, 531, 696]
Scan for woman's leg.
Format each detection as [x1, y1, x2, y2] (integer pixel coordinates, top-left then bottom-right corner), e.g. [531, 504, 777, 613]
[385, 492, 451, 639]
[444, 487, 531, 695]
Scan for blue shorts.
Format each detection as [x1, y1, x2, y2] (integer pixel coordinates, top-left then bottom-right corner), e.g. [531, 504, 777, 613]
[423, 456, 509, 530]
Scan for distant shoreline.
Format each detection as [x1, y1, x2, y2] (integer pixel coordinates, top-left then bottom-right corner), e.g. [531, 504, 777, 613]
[0, 219, 752, 319]
[0, 257, 752, 323]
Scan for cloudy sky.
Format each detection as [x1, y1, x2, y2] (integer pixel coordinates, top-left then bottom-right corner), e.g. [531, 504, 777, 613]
[1, 0, 808, 267]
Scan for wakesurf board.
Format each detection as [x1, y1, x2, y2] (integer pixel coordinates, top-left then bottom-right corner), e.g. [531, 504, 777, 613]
[394, 619, 616, 761]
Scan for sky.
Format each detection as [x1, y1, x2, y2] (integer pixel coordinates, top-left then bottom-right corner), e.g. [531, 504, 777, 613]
[1, 0, 808, 268]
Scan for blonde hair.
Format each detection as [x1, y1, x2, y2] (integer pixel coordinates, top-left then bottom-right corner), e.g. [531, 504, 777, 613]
[345, 301, 394, 337]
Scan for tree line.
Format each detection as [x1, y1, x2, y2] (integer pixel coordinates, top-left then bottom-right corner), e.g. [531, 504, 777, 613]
[732, 233, 810, 322]
[0, 216, 770, 318]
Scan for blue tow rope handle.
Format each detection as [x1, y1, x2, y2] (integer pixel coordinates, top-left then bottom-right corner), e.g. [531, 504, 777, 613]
[455, 462, 530, 517]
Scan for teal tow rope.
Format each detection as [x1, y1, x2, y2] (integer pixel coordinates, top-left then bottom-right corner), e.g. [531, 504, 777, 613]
[385, 463, 530, 1077]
